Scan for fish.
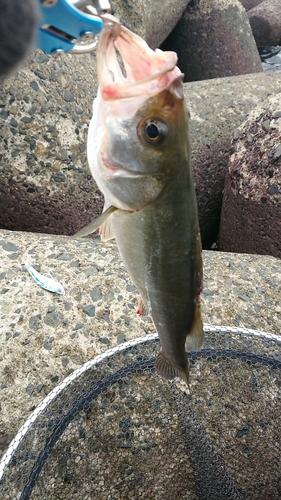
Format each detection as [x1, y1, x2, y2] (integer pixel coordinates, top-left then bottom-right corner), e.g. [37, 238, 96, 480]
[76, 19, 204, 384]
[25, 263, 65, 295]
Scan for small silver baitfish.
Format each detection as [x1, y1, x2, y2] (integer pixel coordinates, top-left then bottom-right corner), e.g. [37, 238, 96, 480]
[25, 263, 65, 295]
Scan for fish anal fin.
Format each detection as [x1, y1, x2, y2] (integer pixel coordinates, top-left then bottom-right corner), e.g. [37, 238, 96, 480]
[185, 300, 204, 352]
[137, 296, 147, 316]
[155, 352, 189, 385]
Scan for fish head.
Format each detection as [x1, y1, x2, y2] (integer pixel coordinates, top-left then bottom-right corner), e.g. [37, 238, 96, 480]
[88, 22, 189, 211]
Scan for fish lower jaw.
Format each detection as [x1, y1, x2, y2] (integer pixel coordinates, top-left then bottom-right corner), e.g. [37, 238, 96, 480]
[101, 153, 143, 178]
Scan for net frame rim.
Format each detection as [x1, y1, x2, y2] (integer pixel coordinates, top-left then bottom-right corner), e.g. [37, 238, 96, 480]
[0, 323, 279, 480]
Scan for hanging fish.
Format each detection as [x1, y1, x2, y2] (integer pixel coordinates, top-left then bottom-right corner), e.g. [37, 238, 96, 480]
[25, 263, 65, 295]
[74, 20, 203, 384]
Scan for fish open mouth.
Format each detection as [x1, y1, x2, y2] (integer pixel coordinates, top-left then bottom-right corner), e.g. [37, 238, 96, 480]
[97, 22, 183, 103]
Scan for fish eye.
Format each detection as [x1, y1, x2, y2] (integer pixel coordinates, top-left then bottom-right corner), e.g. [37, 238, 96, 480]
[140, 118, 168, 145]
[146, 122, 160, 140]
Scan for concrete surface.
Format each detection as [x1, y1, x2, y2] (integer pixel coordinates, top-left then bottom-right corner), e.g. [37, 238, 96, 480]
[0, 229, 280, 452]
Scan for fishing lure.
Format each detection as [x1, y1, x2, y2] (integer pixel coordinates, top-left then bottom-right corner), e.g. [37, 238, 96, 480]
[25, 263, 65, 295]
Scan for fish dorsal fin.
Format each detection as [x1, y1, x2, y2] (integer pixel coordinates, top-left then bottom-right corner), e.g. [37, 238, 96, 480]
[185, 300, 204, 352]
[71, 206, 117, 239]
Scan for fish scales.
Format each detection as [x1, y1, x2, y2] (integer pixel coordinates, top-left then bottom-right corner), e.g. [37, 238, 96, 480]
[112, 179, 202, 377]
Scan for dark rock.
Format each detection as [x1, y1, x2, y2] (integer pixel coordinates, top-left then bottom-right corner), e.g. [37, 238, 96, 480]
[268, 184, 279, 195]
[50, 71, 57, 82]
[28, 106, 37, 116]
[63, 90, 75, 102]
[161, 0, 262, 82]
[79, 143, 86, 152]
[44, 311, 63, 327]
[56, 253, 73, 261]
[70, 260, 80, 267]
[26, 384, 35, 396]
[35, 53, 49, 64]
[34, 70, 47, 80]
[0, 434, 13, 451]
[0, 109, 9, 120]
[30, 139, 36, 150]
[43, 341, 52, 350]
[29, 314, 42, 331]
[21, 116, 32, 123]
[11, 148, 20, 157]
[0, 242, 18, 252]
[99, 337, 111, 345]
[117, 333, 126, 344]
[83, 304, 96, 317]
[51, 172, 66, 183]
[30, 80, 40, 91]
[73, 323, 84, 330]
[90, 286, 102, 302]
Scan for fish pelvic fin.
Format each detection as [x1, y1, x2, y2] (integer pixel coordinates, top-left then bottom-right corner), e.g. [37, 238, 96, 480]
[100, 216, 115, 242]
[155, 352, 189, 385]
[185, 300, 204, 352]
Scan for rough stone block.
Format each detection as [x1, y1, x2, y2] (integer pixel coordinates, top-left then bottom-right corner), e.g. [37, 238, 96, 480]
[248, 0, 281, 48]
[161, 0, 262, 82]
[239, 0, 264, 11]
[219, 94, 281, 258]
[113, 0, 191, 48]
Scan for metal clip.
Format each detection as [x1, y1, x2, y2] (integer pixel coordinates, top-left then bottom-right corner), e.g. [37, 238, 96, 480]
[37, 0, 117, 55]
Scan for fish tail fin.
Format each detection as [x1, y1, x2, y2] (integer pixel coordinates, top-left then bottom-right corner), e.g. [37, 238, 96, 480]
[185, 300, 204, 352]
[155, 352, 189, 385]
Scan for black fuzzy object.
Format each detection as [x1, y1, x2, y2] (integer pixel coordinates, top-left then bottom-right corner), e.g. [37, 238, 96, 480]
[0, 0, 38, 79]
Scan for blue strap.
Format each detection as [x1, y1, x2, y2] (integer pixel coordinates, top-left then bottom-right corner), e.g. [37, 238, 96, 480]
[37, 0, 103, 53]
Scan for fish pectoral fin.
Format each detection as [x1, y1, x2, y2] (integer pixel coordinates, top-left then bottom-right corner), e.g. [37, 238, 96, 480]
[185, 301, 204, 352]
[155, 352, 189, 385]
[71, 206, 118, 239]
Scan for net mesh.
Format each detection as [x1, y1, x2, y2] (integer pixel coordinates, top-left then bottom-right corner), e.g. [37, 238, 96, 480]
[0, 325, 281, 500]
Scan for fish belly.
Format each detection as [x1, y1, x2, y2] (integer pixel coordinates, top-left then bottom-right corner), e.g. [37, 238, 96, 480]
[111, 179, 202, 379]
